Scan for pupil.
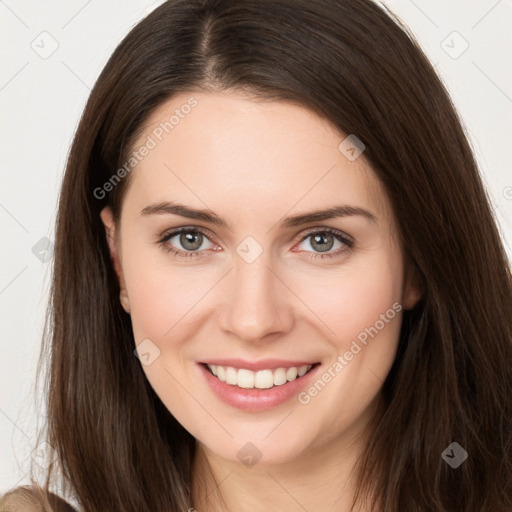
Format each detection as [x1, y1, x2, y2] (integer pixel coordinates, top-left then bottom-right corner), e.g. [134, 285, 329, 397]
[312, 233, 333, 253]
[181, 231, 202, 250]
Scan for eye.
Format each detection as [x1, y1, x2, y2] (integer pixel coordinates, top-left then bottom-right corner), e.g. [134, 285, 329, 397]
[293, 228, 353, 260]
[157, 227, 217, 259]
[157, 226, 353, 260]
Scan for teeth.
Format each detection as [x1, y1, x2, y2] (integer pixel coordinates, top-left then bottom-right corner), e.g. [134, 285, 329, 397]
[286, 367, 298, 381]
[217, 366, 226, 382]
[297, 365, 308, 377]
[273, 368, 287, 386]
[237, 369, 255, 389]
[206, 364, 313, 389]
[226, 366, 238, 385]
[254, 369, 274, 389]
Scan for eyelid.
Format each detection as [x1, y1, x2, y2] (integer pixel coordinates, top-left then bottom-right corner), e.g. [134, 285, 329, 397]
[157, 225, 218, 243]
[156, 225, 219, 252]
[157, 225, 353, 259]
[157, 225, 352, 244]
[293, 226, 353, 245]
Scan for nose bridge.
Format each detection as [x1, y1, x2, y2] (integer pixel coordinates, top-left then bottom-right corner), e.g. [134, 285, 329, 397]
[219, 243, 293, 341]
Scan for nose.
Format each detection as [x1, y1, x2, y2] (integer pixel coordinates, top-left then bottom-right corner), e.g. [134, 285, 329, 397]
[217, 249, 295, 343]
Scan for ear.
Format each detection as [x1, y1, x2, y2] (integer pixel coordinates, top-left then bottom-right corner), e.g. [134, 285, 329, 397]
[100, 206, 130, 313]
[402, 259, 423, 310]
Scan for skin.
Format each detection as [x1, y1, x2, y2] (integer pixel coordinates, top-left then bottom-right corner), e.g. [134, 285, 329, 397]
[101, 91, 422, 512]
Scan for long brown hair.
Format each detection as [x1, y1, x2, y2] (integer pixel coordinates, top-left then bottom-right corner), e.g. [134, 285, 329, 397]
[2, 0, 511, 510]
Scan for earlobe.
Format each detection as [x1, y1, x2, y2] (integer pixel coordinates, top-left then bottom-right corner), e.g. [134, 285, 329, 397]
[119, 289, 131, 314]
[402, 260, 423, 310]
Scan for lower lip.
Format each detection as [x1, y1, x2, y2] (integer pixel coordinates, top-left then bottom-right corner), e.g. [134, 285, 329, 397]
[198, 363, 320, 412]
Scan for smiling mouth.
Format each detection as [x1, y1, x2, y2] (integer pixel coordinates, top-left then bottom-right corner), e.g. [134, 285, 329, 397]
[203, 363, 318, 390]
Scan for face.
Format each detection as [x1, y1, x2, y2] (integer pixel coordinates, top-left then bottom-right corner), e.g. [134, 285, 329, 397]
[101, 91, 421, 467]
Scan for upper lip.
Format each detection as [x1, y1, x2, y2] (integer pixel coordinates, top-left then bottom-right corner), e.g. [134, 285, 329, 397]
[200, 358, 319, 371]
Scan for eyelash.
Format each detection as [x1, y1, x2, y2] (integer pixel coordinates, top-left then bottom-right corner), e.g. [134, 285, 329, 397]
[156, 226, 354, 261]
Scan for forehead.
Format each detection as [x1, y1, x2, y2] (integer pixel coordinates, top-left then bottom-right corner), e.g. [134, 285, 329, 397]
[123, 91, 392, 226]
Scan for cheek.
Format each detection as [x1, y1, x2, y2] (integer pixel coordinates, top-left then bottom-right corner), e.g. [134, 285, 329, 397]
[294, 250, 404, 352]
[291, 250, 404, 430]
[121, 248, 213, 433]
[122, 245, 213, 344]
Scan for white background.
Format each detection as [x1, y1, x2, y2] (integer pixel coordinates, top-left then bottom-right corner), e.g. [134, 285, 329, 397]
[1, 0, 511, 494]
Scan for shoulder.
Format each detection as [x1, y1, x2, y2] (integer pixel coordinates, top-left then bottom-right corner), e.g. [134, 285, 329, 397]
[0, 485, 78, 512]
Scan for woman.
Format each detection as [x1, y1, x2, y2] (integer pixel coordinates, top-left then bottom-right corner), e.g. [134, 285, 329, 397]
[2, 0, 511, 511]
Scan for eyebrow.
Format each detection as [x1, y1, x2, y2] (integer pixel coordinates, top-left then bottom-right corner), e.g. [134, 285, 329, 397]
[140, 201, 378, 229]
